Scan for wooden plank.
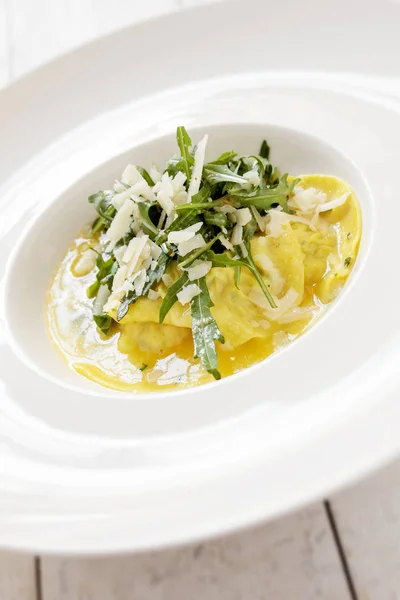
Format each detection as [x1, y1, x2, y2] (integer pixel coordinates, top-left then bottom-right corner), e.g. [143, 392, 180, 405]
[0, 552, 37, 600]
[331, 459, 400, 599]
[40, 504, 351, 600]
[7, 0, 180, 79]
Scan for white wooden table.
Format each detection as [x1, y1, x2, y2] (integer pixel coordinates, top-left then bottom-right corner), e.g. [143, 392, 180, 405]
[1, 2, 400, 598]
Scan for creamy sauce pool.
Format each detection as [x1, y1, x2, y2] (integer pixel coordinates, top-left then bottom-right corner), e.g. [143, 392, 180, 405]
[47, 175, 361, 392]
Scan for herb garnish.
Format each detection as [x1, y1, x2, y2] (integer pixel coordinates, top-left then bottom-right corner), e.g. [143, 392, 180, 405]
[86, 127, 300, 378]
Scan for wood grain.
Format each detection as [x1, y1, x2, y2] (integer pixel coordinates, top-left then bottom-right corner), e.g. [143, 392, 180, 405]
[40, 505, 351, 600]
[0, 552, 37, 600]
[332, 460, 400, 600]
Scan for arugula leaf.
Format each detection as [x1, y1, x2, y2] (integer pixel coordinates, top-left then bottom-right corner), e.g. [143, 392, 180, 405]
[138, 202, 159, 240]
[116, 252, 171, 321]
[238, 243, 276, 308]
[205, 251, 243, 268]
[234, 265, 241, 289]
[176, 126, 193, 182]
[191, 183, 211, 204]
[175, 199, 223, 212]
[231, 174, 298, 213]
[203, 164, 248, 185]
[89, 190, 116, 233]
[86, 253, 117, 299]
[93, 314, 113, 335]
[243, 217, 258, 243]
[259, 140, 270, 160]
[190, 278, 224, 380]
[206, 248, 276, 308]
[204, 211, 229, 229]
[207, 150, 237, 165]
[87, 280, 100, 299]
[178, 235, 221, 269]
[155, 210, 199, 244]
[136, 166, 155, 187]
[159, 272, 189, 323]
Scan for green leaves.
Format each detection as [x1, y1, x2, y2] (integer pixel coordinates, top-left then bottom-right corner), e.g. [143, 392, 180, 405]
[259, 140, 270, 160]
[204, 210, 229, 229]
[85, 126, 288, 377]
[136, 166, 155, 186]
[87, 252, 117, 300]
[207, 150, 237, 165]
[138, 202, 159, 240]
[93, 314, 113, 335]
[159, 272, 189, 323]
[155, 210, 199, 244]
[116, 252, 171, 321]
[231, 174, 298, 213]
[176, 126, 194, 182]
[206, 248, 276, 308]
[203, 164, 248, 185]
[178, 234, 221, 269]
[238, 242, 276, 308]
[191, 278, 224, 380]
[89, 190, 116, 234]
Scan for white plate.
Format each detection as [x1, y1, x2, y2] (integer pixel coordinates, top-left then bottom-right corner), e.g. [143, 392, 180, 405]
[1, 0, 400, 554]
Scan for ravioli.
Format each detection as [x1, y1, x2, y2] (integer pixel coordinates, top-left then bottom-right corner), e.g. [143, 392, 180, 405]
[47, 173, 361, 393]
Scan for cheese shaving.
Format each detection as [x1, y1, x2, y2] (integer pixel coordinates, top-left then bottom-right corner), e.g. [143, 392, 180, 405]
[187, 134, 208, 201]
[177, 283, 201, 305]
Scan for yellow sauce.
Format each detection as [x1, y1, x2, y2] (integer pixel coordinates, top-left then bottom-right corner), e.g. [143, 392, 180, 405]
[47, 175, 361, 392]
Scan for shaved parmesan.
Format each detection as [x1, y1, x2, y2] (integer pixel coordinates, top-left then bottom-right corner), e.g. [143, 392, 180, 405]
[243, 169, 260, 186]
[231, 224, 243, 245]
[186, 222, 203, 233]
[114, 181, 126, 193]
[73, 249, 96, 276]
[114, 245, 127, 265]
[317, 192, 350, 213]
[150, 242, 162, 259]
[150, 166, 162, 183]
[162, 273, 173, 287]
[157, 191, 175, 216]
[112, 265, 128, 291]
[125, 235, 149, 277]
[267, 208, 315, 237]
[168, 221, 202, 244]
[220, 236, 234, 251]
[177, 234, 206, 256]
[187, 135, 208, 201]
[239, 242, 248, 257]
[168, 230, 195, 244]
[251, 206, 266, 232]
[133, 268, 147, 296]
[254, 253, 284, 295]
[93, 285, 111, 316]
[106, 199, 135, 243]
[186, 260, 212, 281]
[122, 164, 144, 186]
[290, 186, 327, 212]
[171, 172, 188, 205]
[148, 289, 161, 300]
[236, 207, 252, 226]
[177, 283, 201, 305]
[157, 210, 166, 229]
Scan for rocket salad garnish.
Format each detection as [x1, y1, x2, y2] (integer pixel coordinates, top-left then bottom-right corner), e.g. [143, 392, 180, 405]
[87, 127, 299, 379]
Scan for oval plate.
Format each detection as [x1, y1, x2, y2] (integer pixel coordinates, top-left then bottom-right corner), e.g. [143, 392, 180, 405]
[1, 0, 400, 554]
